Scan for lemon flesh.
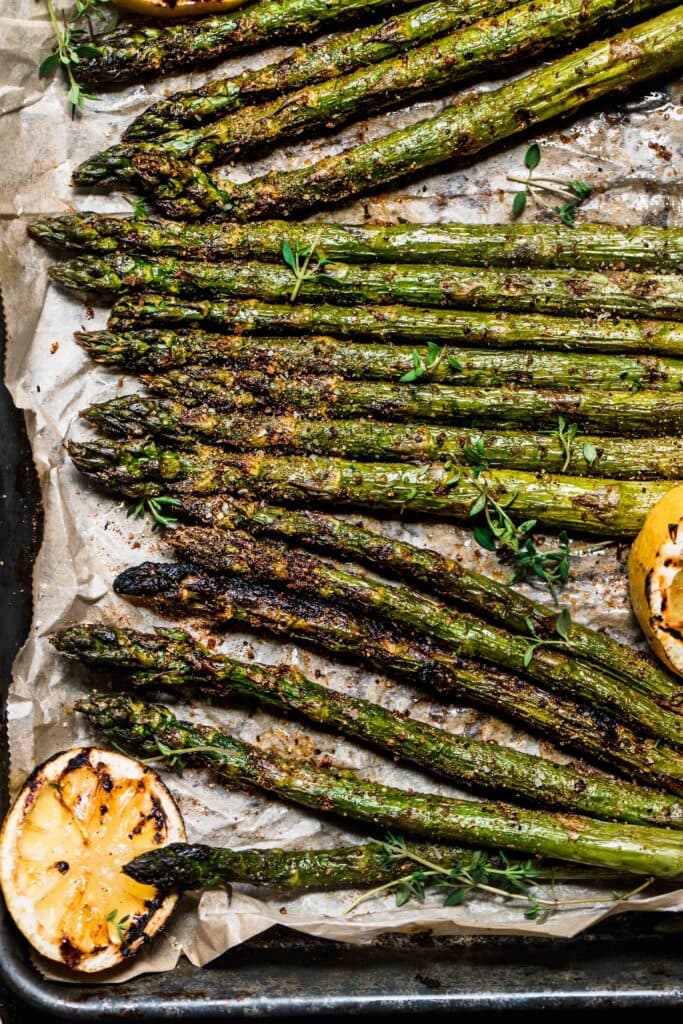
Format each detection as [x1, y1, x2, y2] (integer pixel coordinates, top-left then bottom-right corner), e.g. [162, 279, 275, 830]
[0, 747, 185, 972]
[628, 483, 683, 679]
[113, 0, 249, 17]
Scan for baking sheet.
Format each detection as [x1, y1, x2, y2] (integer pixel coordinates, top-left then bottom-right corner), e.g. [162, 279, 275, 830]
[1, 0, 683, 983]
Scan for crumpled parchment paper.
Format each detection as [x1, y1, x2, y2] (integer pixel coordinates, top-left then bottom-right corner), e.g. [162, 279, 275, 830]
[1, 0, 683, 984]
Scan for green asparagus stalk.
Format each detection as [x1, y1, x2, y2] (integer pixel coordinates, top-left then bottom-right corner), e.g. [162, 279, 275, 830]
[126, 370, 683, 435]
[131, 7, 683, 220]
[112, 563, 683, 791]
[180, 498, 683, 706]
[34, 214, 683, 273]
[83, 397, 683, 480]
[75, 0, 667, 186]
[75, 693, 683, 878]
[76, 0, 425, 86]
[54, 623, 683, 828]
[125, 0, 515, 140]
[50, 254, 683, 322]
[73, 328, 683, 393]
[168, 525, 683, 747]
[73, 328, 683, 391]
[108, 295, 683, 356]
[123, 839, 540, 892]
[66, 439, 673, 536]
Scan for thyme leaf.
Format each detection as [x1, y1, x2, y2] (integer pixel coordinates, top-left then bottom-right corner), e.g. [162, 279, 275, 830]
[127, 496, 181, 532]
[40, 0, 116, 115]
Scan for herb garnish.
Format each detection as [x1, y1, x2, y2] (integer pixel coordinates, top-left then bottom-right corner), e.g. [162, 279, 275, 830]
[556, 415, 579, 472]
[466, 469, 570, 602]
[127, 496, 181, 532]
[509, 144, 592, 226]
[522, 608, 572, 667]
[39, 1, 116, 115]
[106, 908, 130, 942]
[344, 834, 653, 922]
[282, 229, 342, 302]
[399, 342, 462, 382]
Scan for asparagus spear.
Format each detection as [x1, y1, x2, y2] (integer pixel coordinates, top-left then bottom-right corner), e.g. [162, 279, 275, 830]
[76, 0, 667, 186]
[83, 398, 683, 480]
[124, 0, 515, 140]
[75, 693, 683, 878]
[50, 254, 683, 322]
[108, 295, 683, 356]
[127, 371, 683, 435]
[66, 439, 672, 536]
[112, 563, 683, 791]
[54, 623, 683, 828]
[168, 525, 683, 747]
[74, 329, 683, 393]
[132, 7, 683, 220]
[76, 0, 425, 85]
[34, 214, 683, 273]
[180, 498, 682, 706]
[123, 839, 539, 892]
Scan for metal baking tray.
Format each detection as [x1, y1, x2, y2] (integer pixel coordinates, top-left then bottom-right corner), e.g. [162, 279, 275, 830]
[1, 305, 682, 1018]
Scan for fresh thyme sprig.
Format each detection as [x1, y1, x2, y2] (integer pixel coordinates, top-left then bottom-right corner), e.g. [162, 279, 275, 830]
[127, 496, 181, 532]
[509, 144, 592, 226]
[466, 468, 571, 603]
[522, 608, 572, 667]
[39, 0, 116, 115]
[282, 229, 345, 302]
[344, 834, 653, 921]
[399, 343, 462, 383]
[106, 908, 130, 942]
[556, 416, 579, 472]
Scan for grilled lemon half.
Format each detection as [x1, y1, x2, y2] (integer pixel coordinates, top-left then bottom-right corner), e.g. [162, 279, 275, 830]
[0, 746, 185, 972]
[113, 0, 248, 17]
[629, 484, 683, 679]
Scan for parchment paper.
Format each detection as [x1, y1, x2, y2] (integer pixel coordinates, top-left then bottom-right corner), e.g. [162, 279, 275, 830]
[2, 0, 683, 983]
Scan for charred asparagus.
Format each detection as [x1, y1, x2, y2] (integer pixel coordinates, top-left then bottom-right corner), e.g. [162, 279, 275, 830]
[178, 498, 682, 706]
[74, 329, 683, 392]
[110, 371, 683, 435]
[35, 214, 683, 273]
[112, 564, 683, 791]
[124, 0, 514, 140]
[50, 254, 683, 322]
[132, 8, 683, 220]
[54, 624, 683, 827]
[167, 526, 683, 747]
[75, 693, 683, 878]
[83, 398, 683, 480]
[67, 439, 673, 536]
[107, 295, 683, 356]
[76, 0, 667, 186]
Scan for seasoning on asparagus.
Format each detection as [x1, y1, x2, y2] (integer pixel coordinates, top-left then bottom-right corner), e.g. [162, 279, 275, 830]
[76, 0, 429, 85]
[74, 328, 683, 394]
[111, 563, 683, 792]
[166, 525, 683, 746]
[33, 214, 683, 273]
[93, 370, 683, 436]
[122, 838, 534, 893]
[83, 397, 683, 481]
[66, 438, 673, 537]
[75, 0, 668, 186]
[49, 254, 683, 322]
[76, 693, 683, 878]
[54, 623, 683, 828]
[130, 7, 683, 220]
[119, 0, 531, 140]
[179, 498, 683, 706]
[108, 295, 683, 356]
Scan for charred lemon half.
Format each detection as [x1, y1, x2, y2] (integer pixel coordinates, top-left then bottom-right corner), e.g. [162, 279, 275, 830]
[629, 484, 683, 678]
[0, 746, 185, 972]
